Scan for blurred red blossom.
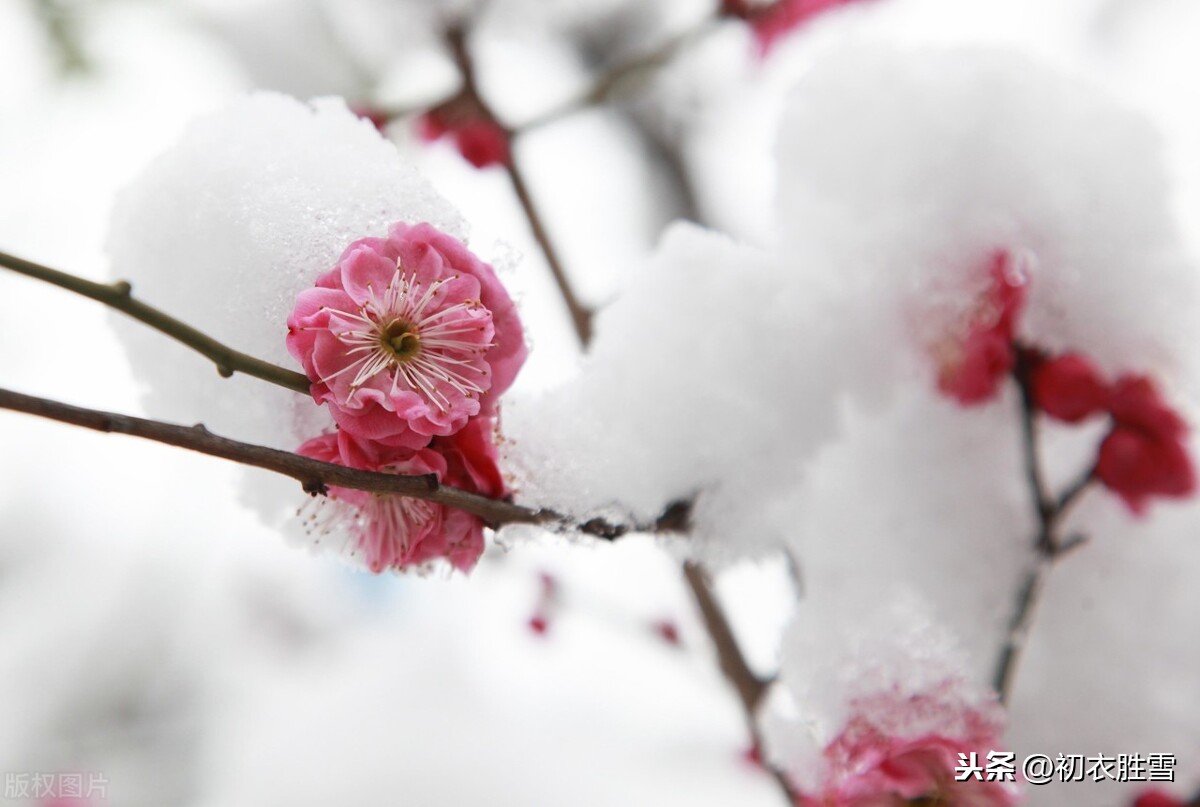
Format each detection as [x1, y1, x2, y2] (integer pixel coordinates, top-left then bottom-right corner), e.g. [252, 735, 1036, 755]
[1096, 375, 1195, 514]
[418, 109, 510, 169]
[1132, 789, 1189, 807]
[721, 0, 873, 55]
[349, 103, 391, 132]
[1029, 352, 1110, 423]
[527, 571, 559, 637]
[793, 701, 1018, 807]
[935, 250, 1028, 406]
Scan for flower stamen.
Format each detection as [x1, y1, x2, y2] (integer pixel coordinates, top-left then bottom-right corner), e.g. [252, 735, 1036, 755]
[315, 265, 494, 411]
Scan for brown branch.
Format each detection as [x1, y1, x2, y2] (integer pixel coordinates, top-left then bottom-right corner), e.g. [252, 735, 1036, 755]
[444, 26, 594, 347]
[31, 0, 88, 75]
[683, 561, 768, 712]
[0, 250, 312, 394]
[993, 350, 1096, 702]
[0, 385, 690, 540]
[683, 561, 796, 803]
[440, 24, 793, 803]
[514, 17, 723, 132]
[503, 157, 594, 345]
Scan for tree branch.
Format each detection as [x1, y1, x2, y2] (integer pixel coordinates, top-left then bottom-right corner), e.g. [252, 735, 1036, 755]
[683, 561, 768, 711]
[514, 16, 723, 132]
[442, 24, 793, 802]
[683, 561, 795, 802]
[993, 350, 1096, 702]
[0, 386, 690, 540]
[444, 26, 595, 347]
[0, 250, 312, 394]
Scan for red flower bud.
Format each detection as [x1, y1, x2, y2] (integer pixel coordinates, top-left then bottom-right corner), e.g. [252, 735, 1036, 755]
[1030, 353, 1109, 422]
[1096, 375, 1195, 514]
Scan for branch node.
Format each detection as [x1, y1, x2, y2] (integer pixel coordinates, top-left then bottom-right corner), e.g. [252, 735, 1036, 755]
[302, 478, 328, 496]
[655, 498, 693, 533]
[111, 279, 132, 297]
[216, 364, 235, 378]
[1054, 531, 1089, 558]
[580, 517, 626, 540]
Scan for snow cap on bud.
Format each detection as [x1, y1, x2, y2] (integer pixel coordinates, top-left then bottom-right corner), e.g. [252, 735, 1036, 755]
[794, 707, 1017, 807]
[934, 250, 1028, 406]
[766, 593, 1018, 807]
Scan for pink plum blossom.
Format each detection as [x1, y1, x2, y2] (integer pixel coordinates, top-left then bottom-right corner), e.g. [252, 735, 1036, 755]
[794, 693, 1018, 807]
[296, 417, 506, 573]
[288, 222, 526, 448]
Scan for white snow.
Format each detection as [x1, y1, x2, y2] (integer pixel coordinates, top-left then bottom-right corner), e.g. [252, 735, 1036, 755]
[106, 92, 462, 462]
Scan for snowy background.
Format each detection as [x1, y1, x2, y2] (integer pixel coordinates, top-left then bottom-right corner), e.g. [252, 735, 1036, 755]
[1, 1, 1199, 805]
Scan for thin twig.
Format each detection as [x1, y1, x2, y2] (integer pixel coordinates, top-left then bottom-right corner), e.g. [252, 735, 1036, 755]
[444, 24, 788, 802]
[993, 351, 1095, 702]
[0, 386, 690, 540]
[31, 0, 88, 75]
[444, 26, 595, 347]
[515, 17, 723, 132]
[0, 250, 312, 394]
[993, 556, 1052, 702]
[442, 23, 790, 801]
[504, 158, 594, 345]
[683, 561, 768, 712]
[683, 562, 796, 803]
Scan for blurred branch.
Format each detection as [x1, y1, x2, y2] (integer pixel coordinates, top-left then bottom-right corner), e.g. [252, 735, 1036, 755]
[585, 20, 721, 106]
[445, 26, 793, 801]
[516, 16, 723, 132]
[683, 562, 796, 803]
[31, 0, 89, 75]
[444, 26, 594, 346]
[0, 249, 312, 394]
[683, 561, 770, 712]
[994, 349, 1096, 703]
[0, 385, 692, 539]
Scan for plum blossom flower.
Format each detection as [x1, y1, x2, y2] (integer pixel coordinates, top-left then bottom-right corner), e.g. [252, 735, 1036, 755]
[772, 593, 1019, 807]
[296, 416, 506, 573]
[1096, 374, 1195, 515]
[1029, 352, 1110, 423]
[794, 693, 1018, 807]
[288, 222, 526, 448]
[417, 109, 510, 169]
[933, 250, 1029, 406]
